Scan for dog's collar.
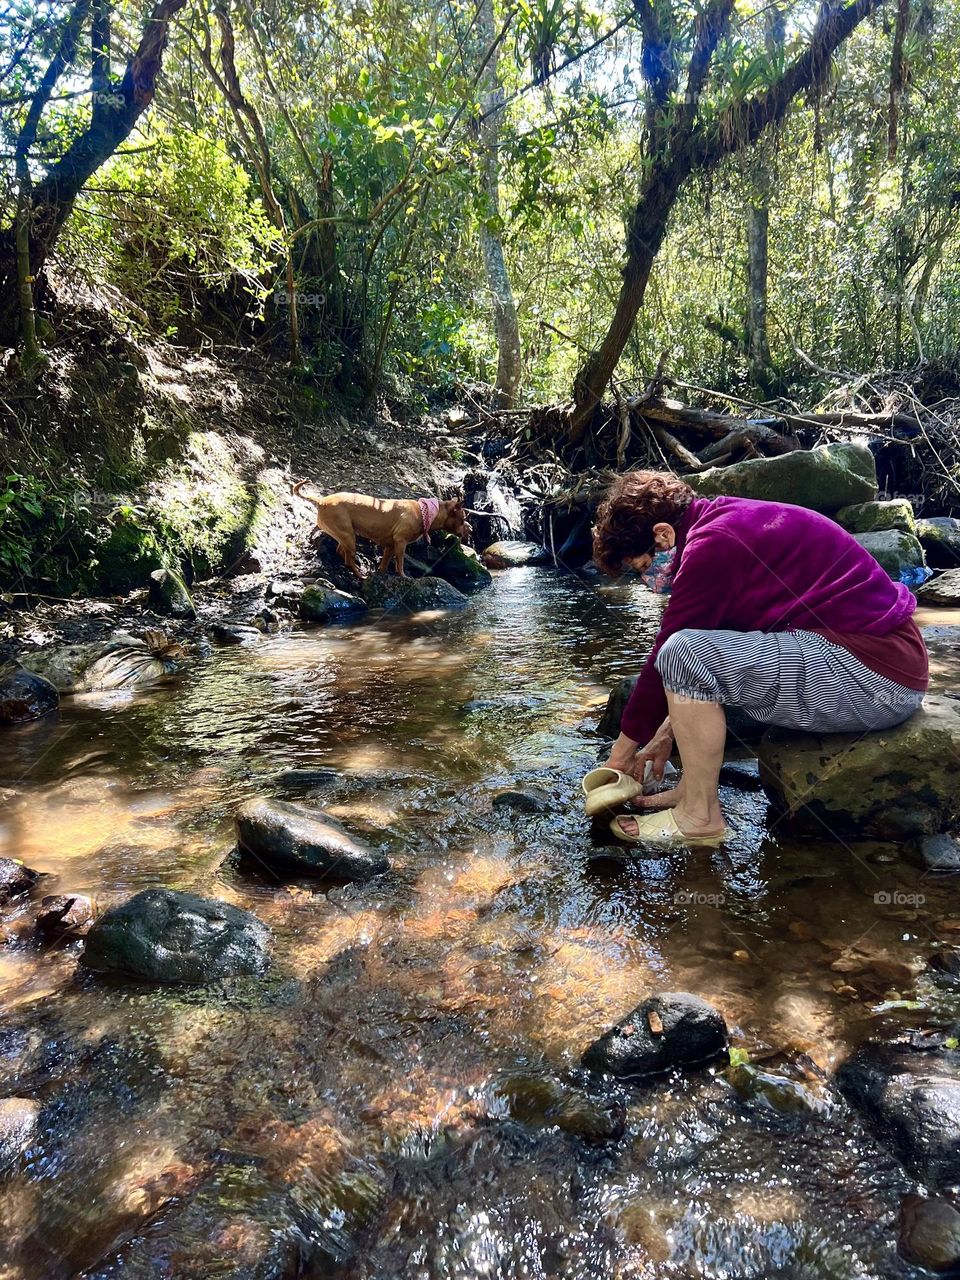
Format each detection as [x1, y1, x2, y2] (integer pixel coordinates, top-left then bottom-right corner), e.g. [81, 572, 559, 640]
[417, 496, 440, 543]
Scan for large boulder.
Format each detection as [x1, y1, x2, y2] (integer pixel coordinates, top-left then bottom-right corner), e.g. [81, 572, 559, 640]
[360, 573, 469, 612]
[854, 530, 926, 582]
[918, 517, 960, 570]
[0, 667, 58, 724]
[80, 888, 271, 983]
[482, 541, 551, 569]
[581, 992, 728, 1079]
[837, 1041, 960, 1184]
[898, 1195, 960, 1273]
[22, 633, 180, 693]
[688, 442, 877, 514]
[299, 584, 368, 623]
[235, 797, 389, 881]
[920, 570, 960, 607]
[835, 499, 917, 535]
[758, 695, 960, 840]
[0, 858, 40, 906]
[148, 568, 196, 619]
[405, 533, 492, 593]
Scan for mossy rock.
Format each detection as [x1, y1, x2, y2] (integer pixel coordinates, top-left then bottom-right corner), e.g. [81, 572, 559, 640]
[918, 517, 960, 569]
[689, 442, 877, 514]
[406, 532, 492, 593]
[148, 568, 196, 618]
[361, 573, 470, 612]
[94, 511, 167, 593]
[853, 530, 925, 581]
[299, 584, 368, 623]
[835, 499, 917, 535]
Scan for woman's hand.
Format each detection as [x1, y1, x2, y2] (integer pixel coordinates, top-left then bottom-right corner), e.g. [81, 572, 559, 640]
[607, 719, 673, 781]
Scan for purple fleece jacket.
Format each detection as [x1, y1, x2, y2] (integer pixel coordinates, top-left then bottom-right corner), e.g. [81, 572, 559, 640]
[620, 495, 917, 745]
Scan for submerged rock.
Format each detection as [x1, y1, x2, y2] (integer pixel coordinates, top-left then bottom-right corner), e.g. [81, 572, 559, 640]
[360, 573, 469, 612]
[36, 893, 96, 938]
[688, 442, 877, 514]
[236, 797, 389, 881]
[835, 499, 917, 535]
[921, 570, 960, 607]
[404, 533, 492, 593]
[275, 767, 341, 792]
[491, 1070, 625, 1141]
[148, 568, 196, 619]
[837, 1041, 960, 1184]
[918, 833, 960, 872]
[919, 518, 960, 570]
[582, 992, 728, 1079]
[492, 787, 554, 814]
[758, 695, 959, 840]
[80, 888, 271, 984]
[0, 859, 40, 906]
[854, 529, 926, 580]
[0, 666, 59, 725]
[299, 584, 368, 622]
[898, 1195, 960, 1273]
[482, 541, 551, 569]
[0, 1097, 39, 1171]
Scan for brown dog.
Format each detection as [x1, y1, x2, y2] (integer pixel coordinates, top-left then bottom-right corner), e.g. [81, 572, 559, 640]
[292, 484, 471, 578]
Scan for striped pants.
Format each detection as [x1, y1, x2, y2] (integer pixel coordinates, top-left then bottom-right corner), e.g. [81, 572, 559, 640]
[655, 628, 924, 734]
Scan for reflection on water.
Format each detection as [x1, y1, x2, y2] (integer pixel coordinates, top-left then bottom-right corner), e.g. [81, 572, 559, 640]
[0, 570, 955, 1277]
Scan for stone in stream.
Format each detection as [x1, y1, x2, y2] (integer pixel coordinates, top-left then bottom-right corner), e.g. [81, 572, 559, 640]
[0, 666, 59, 725]
[236, 797, 389, 881]
[917, 833, 960, 872]
[80, 888, 272, 984]
[360, 573, 469, 612]
[837, 1041, 960, 1184]
[35, 893, 96, 938]
[22, 633, 180, 693]
[299, 583, 368, 622]
[482, 540, 551, 569]
[274, 767, 341, 792]
[492, 787, 554, 815]
[835, 498, 917, 535]
[0, 1097, 39, 1171]
[0, 858, 40, 906]
[853, 530, 926, 581]
[147, 568, 196, 619]
[758, 694, 960, 840]
[688, 442, 877, 513]
[491, 1070, 625, 1141]
[898, 1195, 960, 1273]
[581, 992, 728, 1079]
[209, 622, 261, 645]
[921, 570, 960, 607]
[919, 518, 960, 570]
[403, 532, 492, 593]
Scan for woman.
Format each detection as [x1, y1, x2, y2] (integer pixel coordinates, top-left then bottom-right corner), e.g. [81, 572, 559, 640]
[592, 470, 928, 845]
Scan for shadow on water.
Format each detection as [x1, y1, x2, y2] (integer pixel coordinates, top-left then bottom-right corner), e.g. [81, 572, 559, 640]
[0, 571, 955, 1277]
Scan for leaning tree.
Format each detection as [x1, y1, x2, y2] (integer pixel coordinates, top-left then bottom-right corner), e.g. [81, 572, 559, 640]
[568, 0, 884, 444]
[0, 0, 187, 364]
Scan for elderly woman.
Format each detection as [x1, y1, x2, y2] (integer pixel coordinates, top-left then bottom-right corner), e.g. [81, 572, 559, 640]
[592, 471, 928, 845]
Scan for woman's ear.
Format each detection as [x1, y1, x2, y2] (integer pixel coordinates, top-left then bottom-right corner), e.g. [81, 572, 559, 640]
[652, 522, 676, 549]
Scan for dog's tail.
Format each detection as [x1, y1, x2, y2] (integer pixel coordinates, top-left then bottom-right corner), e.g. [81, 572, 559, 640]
[292, 479, 323, 507]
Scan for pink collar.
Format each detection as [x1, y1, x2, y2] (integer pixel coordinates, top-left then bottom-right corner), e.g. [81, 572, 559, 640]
[417, 496, 440, 542]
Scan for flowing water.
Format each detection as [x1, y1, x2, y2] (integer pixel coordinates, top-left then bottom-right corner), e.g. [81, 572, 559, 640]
[0, 572, 958, 1279]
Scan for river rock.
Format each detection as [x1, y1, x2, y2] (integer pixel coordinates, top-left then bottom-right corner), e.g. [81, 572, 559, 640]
[0, 666, 59, 725]
[405, 533, 492, 593]
[0, 859, 40, 906]
[919, 518, 960, 570]
[854, 530, 926, 580]
[898, 1195, 960, 1273]
[758, 694, 959, 840]
[80, 889, 271, 983]
[360, 573, 469, 612]
[491, 1070, 625, 1141]
[492, 787, 554, 814]
[36, 893, 96, 938]
[688, 442, 877, 513]
[299, 584, 368, 622]
[918, 833, 960, 872]
[148, 568, 196, 619]
[581, 992, 728, 1079]
[23, 633, 179, 693]
[236, 797, 389, 881]
[482, 541, 551, 568]
[275, 767, 341, 791]
[209, 622, 261, 645]
[0, 1097, 39, 1171]
[837, 1041, 960, 1184]
[921, 570, 960, 607]
[835, 499, 917, 535]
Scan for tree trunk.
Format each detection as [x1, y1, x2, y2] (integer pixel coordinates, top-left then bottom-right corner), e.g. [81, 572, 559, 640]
[746, 198, 772, 386]
[477, 0, 521, 408]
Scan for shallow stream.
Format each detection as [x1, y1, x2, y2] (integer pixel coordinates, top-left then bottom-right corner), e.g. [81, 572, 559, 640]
[1, 571, 958, 1278]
